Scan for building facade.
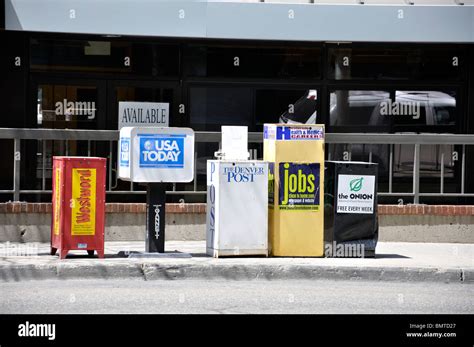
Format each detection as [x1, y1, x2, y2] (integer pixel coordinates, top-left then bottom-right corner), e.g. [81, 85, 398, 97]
[1, 0, 474, 203]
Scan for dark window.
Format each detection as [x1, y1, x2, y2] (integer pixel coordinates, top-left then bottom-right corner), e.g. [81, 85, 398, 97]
[330, 90, 391, 132]
[30, 39, 179, 76]
[37, 84, 99, 130]
[328, 46, 465, 81]
[35, 83, 101, 187]
[330, 89, 458, 133]
[185, 45, 321, 79]
[189, 86, 319, 132]
[329, 89, 459, 181]
[392, 90, 457, 131]
[0, 0, 4, 30]
[189, 86, 253, 131]
[255, 89, 318, 131]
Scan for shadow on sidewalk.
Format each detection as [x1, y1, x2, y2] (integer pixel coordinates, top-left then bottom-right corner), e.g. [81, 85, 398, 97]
[374, 254, 410, 259]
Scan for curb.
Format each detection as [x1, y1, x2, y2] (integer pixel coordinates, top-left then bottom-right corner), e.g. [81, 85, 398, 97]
[0, 262, 471, 283]
[141, 264, 467, 283]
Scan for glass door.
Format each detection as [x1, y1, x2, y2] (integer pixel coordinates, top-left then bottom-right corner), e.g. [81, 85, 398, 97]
[28, 76, 107, 192]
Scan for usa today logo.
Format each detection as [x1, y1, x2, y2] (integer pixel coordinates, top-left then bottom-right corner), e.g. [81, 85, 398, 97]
[139, 134, 185, 168]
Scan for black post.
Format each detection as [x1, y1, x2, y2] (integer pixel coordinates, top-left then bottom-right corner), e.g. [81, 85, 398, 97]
[146, 183, 166, 253]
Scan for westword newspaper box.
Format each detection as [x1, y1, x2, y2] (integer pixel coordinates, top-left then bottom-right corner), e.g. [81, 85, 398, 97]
[263, 124, 325, 257]
[51, 157, 106, 259]
[206, 126, 268, 257]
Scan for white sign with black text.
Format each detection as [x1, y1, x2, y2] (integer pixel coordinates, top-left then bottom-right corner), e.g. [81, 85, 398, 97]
[118, 101, 169, 129]
[336, 174, 375, 214]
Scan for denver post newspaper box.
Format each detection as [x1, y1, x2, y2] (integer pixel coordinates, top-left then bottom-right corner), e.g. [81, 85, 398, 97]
[324, 161, 378, 257]
[51, 157, 106, 259]
[263, 124, 325, 257]
[206, 126, 268, 257]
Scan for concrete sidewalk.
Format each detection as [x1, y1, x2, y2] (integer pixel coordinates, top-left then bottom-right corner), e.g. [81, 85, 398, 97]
[0, 241, 473, 283]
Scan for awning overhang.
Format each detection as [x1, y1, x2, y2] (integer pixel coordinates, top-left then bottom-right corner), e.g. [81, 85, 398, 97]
[5, 0, 474, 43]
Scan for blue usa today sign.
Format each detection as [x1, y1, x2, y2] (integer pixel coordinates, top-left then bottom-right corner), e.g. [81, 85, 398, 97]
[139, 134, 185, 169]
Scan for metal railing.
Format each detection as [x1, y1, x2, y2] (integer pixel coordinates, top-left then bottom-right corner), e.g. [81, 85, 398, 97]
[1, 128, 474, 203]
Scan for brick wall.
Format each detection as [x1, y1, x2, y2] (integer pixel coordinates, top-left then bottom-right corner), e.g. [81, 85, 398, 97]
[1, 202, 474, 216]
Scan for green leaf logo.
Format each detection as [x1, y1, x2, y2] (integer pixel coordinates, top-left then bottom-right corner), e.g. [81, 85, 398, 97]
[349, 177, 363, 192]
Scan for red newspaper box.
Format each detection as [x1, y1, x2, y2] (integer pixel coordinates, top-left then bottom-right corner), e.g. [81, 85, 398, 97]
[51, 157, 106, 259]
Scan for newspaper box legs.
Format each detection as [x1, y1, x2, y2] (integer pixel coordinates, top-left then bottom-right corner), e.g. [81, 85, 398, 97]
[146, 183, 166, 253]
[51, 157, 106, 259]
[263, 124, 325, 257]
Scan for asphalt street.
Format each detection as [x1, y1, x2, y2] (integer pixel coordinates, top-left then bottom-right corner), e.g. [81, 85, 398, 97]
[0, 279, 472, 314]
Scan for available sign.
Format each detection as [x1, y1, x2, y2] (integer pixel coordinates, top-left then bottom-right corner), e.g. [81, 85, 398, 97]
[278, 162, 320, 210]
[336, 175, 375, 214]
[118, 102, 169, 129]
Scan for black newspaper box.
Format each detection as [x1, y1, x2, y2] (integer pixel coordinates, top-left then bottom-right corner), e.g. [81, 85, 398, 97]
[324, 161, 378, 257]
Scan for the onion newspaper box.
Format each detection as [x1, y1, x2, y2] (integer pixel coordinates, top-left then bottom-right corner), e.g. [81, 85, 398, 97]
[51, 157, 106, 259]
[206, 126, 268, 257]
[118, 127, 195, 254]
[263, 124, 325, 257]
[324, 161, 378, 257]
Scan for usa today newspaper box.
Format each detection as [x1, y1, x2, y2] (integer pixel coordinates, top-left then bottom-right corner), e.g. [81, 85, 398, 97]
[118, 127, 194, 253]
[51, 156, 107, 259]
[324, 161, 378, 258]
[263, 124, 325, 257]
[206, 127, 268, 257]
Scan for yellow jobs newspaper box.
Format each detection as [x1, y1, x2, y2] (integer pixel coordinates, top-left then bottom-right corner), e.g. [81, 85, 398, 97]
[263, 124, 325, 257]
